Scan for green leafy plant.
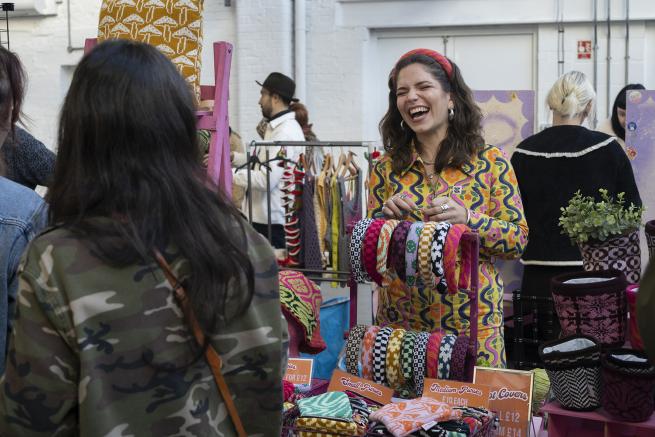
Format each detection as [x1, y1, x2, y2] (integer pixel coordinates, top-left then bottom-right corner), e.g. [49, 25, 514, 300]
[559, 189, 644, 244]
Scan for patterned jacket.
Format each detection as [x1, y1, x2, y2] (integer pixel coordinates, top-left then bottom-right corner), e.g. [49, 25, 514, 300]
[0, 219, 287, 436]
[367, 145, 528, 367]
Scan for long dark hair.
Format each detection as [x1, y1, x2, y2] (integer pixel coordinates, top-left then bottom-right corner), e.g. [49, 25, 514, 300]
[290, 101, 317, 141]
[0, 45, 25, 134]
[47, 40, 254, 334]
[379, 54, 484, 174]
[611, 83, 645, 140]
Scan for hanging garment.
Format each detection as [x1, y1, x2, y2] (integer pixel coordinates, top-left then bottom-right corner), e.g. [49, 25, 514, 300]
[98, 0, 204, 100]
[338, 171, 363, 273]
[301, 174, 323, 270]
[279, 270, 327, 354]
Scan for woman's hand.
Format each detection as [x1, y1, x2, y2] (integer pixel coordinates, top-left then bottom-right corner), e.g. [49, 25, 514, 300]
[381, 192, 417, 219]
[423, 196, 468, 224]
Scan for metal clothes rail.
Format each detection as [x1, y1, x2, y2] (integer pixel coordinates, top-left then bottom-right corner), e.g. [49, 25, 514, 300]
[243, 140, 373, 328]
[244, 140, 372, 237]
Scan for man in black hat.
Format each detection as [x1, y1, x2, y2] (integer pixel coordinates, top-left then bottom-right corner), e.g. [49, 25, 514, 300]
[232, 72, 304, 255]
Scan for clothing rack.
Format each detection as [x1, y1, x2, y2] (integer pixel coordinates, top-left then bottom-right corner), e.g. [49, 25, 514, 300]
[244, 140, 373, 329]
[244, 140, 372, 237]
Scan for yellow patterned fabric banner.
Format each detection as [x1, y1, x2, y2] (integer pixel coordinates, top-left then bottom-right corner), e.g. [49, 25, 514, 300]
[98, 0, 203, 99]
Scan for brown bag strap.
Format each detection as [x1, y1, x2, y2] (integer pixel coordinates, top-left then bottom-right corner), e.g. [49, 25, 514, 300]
[153, 250, 247, 437]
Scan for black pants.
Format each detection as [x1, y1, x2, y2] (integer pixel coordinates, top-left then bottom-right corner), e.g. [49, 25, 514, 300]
[515, 265, 583, 366]
[252, 222, 286, 249]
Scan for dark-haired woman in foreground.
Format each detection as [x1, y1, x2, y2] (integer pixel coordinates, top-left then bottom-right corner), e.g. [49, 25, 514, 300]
[0, 40, 285, 436]
[368, 49, 528, 367]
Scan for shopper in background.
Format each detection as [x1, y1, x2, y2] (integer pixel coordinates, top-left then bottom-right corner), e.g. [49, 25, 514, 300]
[511, 71, 641, 352]
[369, 48, 528, 368]
[0, 46, 55, 189]
[0, 40, 285, 436]
[597, 83, 646, 153]
[232, 72, 304, 255]
[0, 46, 47, 375]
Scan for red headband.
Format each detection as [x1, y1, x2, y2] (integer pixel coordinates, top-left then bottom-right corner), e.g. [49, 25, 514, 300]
[398, 48, 453, 80]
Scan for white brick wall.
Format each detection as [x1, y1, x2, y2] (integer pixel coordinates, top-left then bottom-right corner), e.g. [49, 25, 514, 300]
[12, 0, 236, 149]
[234, 0, 293, 142]
[7, 0, 655, 151]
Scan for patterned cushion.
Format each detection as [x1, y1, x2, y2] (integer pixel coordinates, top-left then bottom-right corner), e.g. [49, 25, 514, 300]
[297, 391, 353, 420]
[369, 397, 461, 437]
[98, 0, 204, 99]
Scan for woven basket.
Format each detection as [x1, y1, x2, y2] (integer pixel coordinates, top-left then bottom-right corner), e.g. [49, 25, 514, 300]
[550, 269, 627, 348]
[578, 230, 641, 284]
[601, 349, 655, 422]
[539, 335, 602, 411]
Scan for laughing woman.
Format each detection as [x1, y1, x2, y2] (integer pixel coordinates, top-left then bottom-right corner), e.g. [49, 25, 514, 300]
[368, 49, 528, 367]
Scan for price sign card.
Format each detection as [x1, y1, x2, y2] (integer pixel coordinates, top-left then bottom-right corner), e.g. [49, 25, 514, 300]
[284, 358, 313, 391]
[327, 369, 393, 405]
[422, 379, 490, 408]
[474, 367, 534, 437]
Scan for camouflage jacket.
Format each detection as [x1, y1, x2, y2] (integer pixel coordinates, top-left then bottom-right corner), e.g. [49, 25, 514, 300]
[0, 220, 287, 437]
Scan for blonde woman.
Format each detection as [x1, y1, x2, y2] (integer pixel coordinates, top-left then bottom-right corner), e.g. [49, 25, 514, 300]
[511, 71, 641, 355]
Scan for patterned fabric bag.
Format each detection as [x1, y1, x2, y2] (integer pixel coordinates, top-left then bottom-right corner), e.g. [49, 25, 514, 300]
[539, 335, 602, 411]
[577, 229, 641, 284]
[551, 269, 628, 348]
[601, 349, 655, 422]
[646, 220, 655, 261]
[280, 270, 327, 354]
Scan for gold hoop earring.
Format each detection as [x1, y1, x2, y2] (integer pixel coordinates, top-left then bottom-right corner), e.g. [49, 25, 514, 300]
[448, 107, 455, 121]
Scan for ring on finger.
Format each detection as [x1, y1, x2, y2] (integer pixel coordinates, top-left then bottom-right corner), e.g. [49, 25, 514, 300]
[440, 203, 450, 213]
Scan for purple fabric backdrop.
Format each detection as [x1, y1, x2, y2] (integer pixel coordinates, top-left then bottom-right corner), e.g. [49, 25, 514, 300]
[626, 90, 655, 267]
[473, 90, 536, 295]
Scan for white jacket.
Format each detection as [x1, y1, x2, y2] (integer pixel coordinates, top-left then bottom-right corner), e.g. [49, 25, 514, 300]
[233, 111, 305, 224]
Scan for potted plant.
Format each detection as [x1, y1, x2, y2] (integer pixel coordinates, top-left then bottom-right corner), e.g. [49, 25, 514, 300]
[559, 189, 644, 283]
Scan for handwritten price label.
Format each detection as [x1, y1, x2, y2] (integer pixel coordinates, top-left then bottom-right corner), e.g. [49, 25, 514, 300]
[474, 367, 534, 437]
[284, 358, 313, 390]
[327, 369, 393, 404]
[422, 379, 490, 408]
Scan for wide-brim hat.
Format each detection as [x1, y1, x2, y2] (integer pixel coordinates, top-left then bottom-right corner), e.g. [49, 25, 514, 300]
[256, 72, 299, 102]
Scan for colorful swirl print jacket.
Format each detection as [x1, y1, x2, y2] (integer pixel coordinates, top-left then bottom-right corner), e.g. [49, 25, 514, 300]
[368, 145, 528, 367]
[0, 219, 287, 437]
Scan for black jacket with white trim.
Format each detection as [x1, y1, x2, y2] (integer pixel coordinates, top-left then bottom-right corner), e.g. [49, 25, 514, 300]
[511, 125, 642, 265]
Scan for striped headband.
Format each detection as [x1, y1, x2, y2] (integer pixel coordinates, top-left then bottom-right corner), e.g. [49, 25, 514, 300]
[350, 218, 374, 283]
[398, 48, 454, 81]
[375, 220, 400, 286]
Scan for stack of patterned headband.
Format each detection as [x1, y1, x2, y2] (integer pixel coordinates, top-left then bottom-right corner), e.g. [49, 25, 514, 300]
[283, 391, 372, 436]
[350, 218, 472, 291]
[346, 324, 471, 396]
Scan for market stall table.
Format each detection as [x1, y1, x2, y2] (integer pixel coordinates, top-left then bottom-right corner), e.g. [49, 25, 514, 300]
[540, 401, 655, 437]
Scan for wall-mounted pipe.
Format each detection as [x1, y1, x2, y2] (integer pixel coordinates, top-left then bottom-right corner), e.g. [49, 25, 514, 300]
[294, 0, 306, 102]
[606, 0, 611, 118]
[556, 0, 565, 76]
[625, 0, 630, 83]
[66, 0, 83, 52]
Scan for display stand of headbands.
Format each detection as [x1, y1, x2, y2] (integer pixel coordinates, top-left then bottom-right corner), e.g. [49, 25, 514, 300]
[347, 218, 480, 387]
[281, 222, 488, 436]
